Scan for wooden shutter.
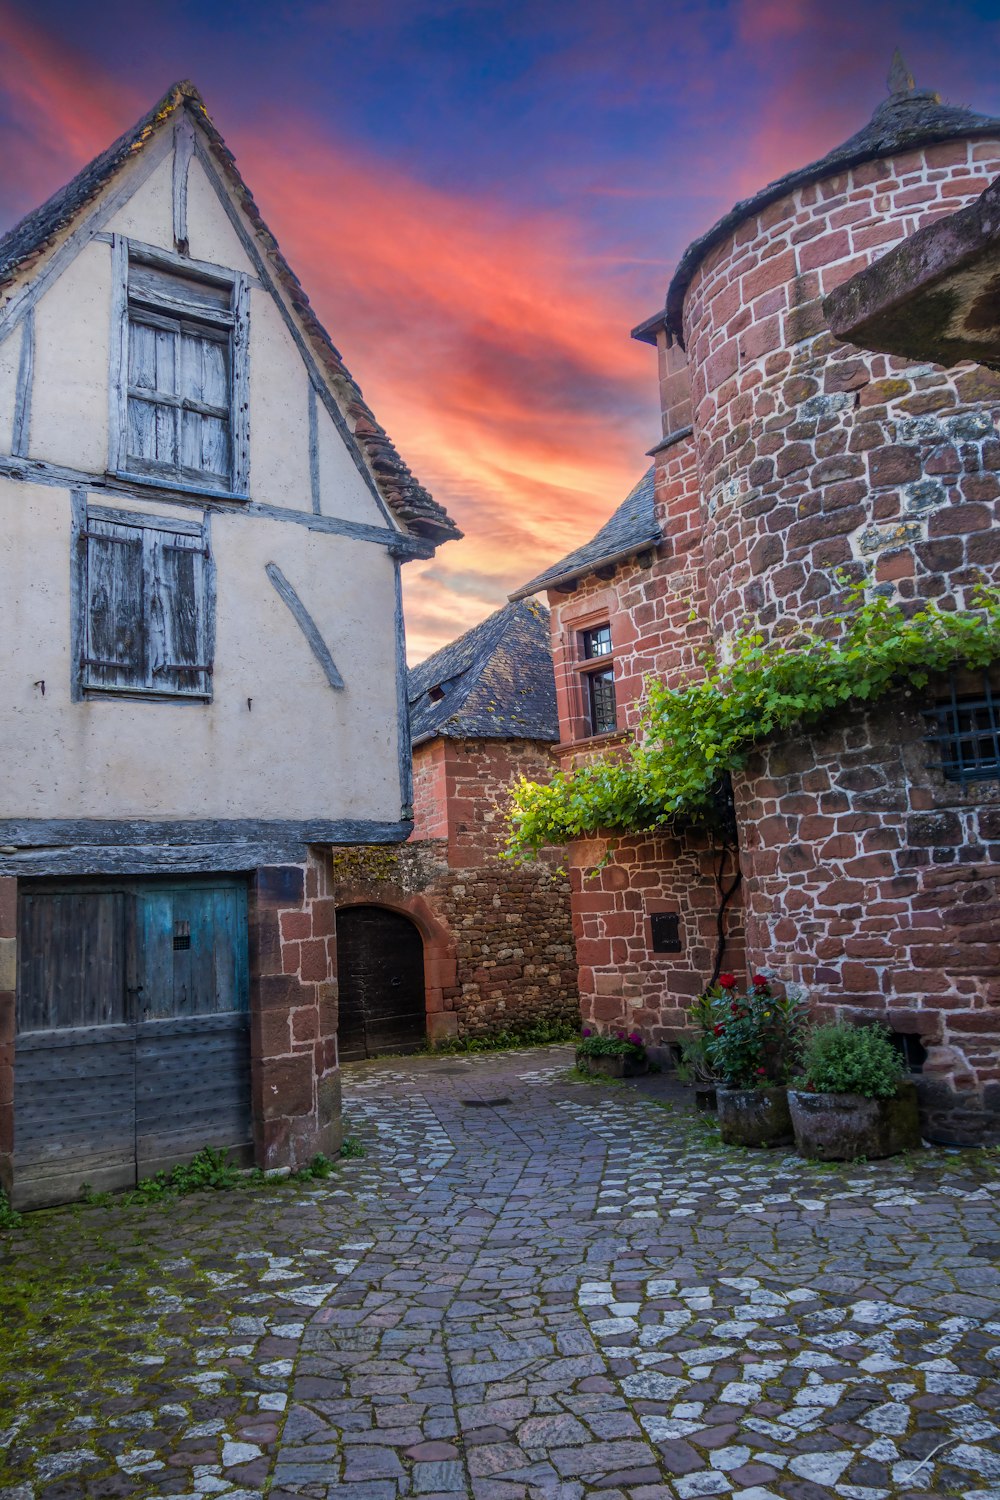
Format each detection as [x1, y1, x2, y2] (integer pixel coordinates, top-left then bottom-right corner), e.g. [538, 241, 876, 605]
[84, 519, 146, 690]
[150, 529, 209, 696]
[177, 328, 230, 480]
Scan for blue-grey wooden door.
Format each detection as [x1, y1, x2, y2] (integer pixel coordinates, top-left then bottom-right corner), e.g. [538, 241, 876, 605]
[14, 879, 251, 1208]
[134, 882, 250, 1177]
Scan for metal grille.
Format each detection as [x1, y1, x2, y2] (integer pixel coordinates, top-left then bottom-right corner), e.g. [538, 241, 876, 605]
[924, 675, 1000, 783]
[588, 667, 617, 735]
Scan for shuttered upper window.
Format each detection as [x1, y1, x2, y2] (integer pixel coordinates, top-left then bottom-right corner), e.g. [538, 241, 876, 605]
[76, 508, 213, 700]
[109, 239, 250, 497]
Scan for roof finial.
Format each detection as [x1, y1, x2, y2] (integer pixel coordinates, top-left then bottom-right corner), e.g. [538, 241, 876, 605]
[887, 47, 915, 96]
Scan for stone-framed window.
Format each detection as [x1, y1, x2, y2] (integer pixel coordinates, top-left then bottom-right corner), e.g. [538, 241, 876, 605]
[579, 622, 617, 736]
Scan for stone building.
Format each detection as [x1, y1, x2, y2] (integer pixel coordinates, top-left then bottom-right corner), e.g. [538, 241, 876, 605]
[331, 600, 578, 1054]
[517, 60, 1000, 1143]
[0, 82, 460, 1205]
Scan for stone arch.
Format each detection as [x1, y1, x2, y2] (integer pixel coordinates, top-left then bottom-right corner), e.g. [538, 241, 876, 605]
[333, 884, 458, 1045]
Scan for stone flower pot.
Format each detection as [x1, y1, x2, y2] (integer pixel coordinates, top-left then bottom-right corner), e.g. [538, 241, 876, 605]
[788, 1081, 921, 1161]
[717, 1086, 793, 1147]
[578, 1052, 648, 1078]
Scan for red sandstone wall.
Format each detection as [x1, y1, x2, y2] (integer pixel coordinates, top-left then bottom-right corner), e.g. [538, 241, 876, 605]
[571, 833, 743, 1048]
[681, 139, 1000, 642]
[335, 736, 578, 1040]
[249, 853, 341, 1170]
[545, 434, 745, 1042]
[674, 136, 1000, 1133]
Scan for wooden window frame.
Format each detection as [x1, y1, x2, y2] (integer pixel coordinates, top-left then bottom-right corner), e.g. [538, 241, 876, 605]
[109, 236, 250, 500]
[71, 495, 217, 704]
[574, 615, 619, 740]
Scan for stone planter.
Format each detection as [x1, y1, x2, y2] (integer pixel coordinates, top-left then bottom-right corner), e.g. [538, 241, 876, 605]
[577, 1052, 648, 1078]
[717, 1086, 793, 1147]
[788, 1081, 921, 1161]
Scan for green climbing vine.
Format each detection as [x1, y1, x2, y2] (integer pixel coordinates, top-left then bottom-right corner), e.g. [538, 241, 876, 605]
[505, 585, 1000, 859]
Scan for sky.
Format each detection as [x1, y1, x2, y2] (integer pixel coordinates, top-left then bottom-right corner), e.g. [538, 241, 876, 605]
[0, 1, 998, 661]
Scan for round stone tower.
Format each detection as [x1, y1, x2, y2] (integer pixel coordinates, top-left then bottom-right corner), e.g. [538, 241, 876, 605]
[665, 58, 1000, 1141]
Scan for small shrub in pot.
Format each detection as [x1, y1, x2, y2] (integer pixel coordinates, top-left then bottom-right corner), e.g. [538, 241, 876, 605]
[576, 1028, 648, 1078]
[789, 1023, 920, 1161]
[707, 976, 805, 1147]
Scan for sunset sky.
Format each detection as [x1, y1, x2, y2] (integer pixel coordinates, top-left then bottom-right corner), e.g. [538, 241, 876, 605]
[0, 0, 998, 660]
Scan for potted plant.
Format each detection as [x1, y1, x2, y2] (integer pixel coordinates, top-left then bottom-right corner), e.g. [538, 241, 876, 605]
[576, 1028, 649, 1078]
[789, 1023, 921, 1160]
[676, 992, 720, 1111]
[707, 974, 804, 1147]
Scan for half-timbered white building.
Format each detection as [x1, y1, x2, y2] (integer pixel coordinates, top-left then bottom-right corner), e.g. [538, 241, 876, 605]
[0, 82, 460, 1206]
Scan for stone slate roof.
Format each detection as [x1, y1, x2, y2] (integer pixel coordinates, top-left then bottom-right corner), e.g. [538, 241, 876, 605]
[0, 81, 461, 545]
[509, 466, 658, 600]
[408, 599, 557, 746]
[655, 62, 1000, 347]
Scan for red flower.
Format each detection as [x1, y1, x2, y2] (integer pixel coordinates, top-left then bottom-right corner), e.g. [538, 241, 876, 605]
[713, 1023, 724, 1036]
[756, 1066, 766, 1075]
[752, 974, 770, 988]
[718, 973, 737, 990]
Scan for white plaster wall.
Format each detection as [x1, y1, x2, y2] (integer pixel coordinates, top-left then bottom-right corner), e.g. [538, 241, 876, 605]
[29, 240, 109, 473]
[182, 154, 256, 276]
[0, 326, 18, 452]
[0, 479, 403, 821]
[315, 399, 391, 527]
[248, 290, 312, 508]
[103, 153, 173, 246]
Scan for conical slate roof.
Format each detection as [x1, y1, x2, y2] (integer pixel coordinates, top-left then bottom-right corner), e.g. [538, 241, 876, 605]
[662, 56, 1000, 344]
[0, 81, 461, 543]
[408, 599, 557, 746]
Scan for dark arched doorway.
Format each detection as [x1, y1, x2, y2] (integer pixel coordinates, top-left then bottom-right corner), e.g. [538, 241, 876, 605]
[336, 906, 426, 1060]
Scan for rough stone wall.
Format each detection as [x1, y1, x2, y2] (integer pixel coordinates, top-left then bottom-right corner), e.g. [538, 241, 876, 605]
[570, 833, 743, 1050]
[674, 135, 1000, 1132]
[335, 738, 578, 1040]
[249, 855, 341, 1169]
[544, 434, 745, 1044]
[682, 139, 1000, 643]
[737, 673, 1000, 1141]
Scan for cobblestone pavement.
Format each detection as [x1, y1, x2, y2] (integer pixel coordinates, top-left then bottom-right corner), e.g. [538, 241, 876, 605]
[3, 1045, 1000, 1500]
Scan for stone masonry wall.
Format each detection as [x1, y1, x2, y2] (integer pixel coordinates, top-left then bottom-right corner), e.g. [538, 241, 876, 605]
[571, 832, 744, 1051]
[249, 854, 341, 1170]
[673, 134, 1000, 1132]
[335, 738, 578, 1041]
[545, 433, 745, 1045]
[736, 673, 1000, 1142]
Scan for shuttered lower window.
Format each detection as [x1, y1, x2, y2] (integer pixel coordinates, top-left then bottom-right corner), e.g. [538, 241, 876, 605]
[80, 514, 212, 699]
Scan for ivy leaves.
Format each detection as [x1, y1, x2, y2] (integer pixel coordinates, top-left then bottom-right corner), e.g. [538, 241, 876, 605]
[505, 584, 1000, 858]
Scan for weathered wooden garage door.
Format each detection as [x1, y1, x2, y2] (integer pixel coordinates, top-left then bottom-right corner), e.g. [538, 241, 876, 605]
[14, 879, 250, 1208]
[337, 906, 426, 1060]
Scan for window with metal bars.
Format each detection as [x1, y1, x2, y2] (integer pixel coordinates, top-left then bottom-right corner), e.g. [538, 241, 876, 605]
[587, 666, 617, 735]
[924, 675, 1000, 783]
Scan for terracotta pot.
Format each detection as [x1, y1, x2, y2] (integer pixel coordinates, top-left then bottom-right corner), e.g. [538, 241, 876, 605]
[716, 1086, 793, 1147]
[788, 1081, 921, 1161]
[578, 1052, 649, 1078]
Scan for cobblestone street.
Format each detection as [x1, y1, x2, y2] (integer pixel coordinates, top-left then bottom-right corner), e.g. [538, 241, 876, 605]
[3, 1046, 1000, 1500]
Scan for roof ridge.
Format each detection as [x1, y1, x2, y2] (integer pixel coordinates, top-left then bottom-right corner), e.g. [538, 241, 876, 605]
[0, 82, 461, 544]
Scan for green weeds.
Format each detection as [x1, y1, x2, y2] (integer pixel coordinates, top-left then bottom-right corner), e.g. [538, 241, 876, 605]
[430, 1019, 579, 1054]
